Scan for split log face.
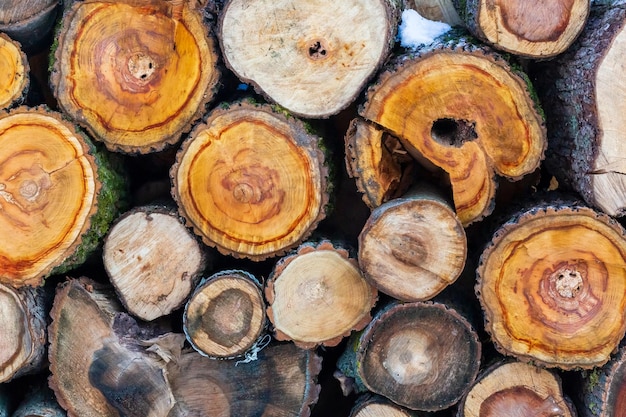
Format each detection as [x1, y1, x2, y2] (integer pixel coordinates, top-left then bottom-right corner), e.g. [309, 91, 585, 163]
[0, 0, 59, 50]
[103, 205, 207, 321]
[266, 241, 378, 349]
[167, 343, 322, 417]
[356, 302, 481, 411]
[459, 361, 575, 417]
[458, 0, 589, 57]
[537, 4, 626, 218]
[0, 33, 29, 110]
[345, 118, 416, 209]
[358, 188, 466, 302]
[0, 108, 99, 287]
[0, 284, 47, 383]
[172, 102, 329, 260]
[360, 39, 546, 226]
[183, 270, 266, 359]
[477, 202, 626, 370]
[219, 0, 399, 118]
[52, 0, 220, 153]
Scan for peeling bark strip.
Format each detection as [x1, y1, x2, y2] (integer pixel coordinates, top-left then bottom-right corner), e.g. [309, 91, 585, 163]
[580, 343, 626, 417]
[536, 3, 626, 218]
[183, 270, 266, 359]
[349, 302, 481, 411]
[103, 205, 207, 321]
[458, 361, 576, 417]
[477, 201, 626, 370]
[360, 37, 546, 226]
[167, 343, 322, 417]
[453, 0, 589, 58]
[171, 101, 330, 261]
[0, 0, 59, 51]
[358, 186, 466, 302]
[51, 0, 220, 153]
[0, 284, 47, 383]
[265, 240, 378, 349]
[0, 33, 29, 110]
[219, 0, 401, 118]
[0, 107, 124, 288]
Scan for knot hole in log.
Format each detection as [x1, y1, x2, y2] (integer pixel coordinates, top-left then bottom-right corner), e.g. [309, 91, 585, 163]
[431, 118, 477, 147]
[308, 40, 328, 60]
[127, 52, 157, 83]
[552, 267, 583, 299]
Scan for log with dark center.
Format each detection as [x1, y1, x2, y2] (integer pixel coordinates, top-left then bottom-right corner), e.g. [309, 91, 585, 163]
[265, 240, 378, 349]
[183, 270, 266, 359]
[0, 0, 59, 51]
[458, 361, 575, 417]
[171, 101, 330, 260]
[477, 201, 626, 369]
[218, 0, 400, 118]
[360, 37, 546, 226]
[536, 3, 626, 218]
[358, 186, 466, 302]
[342, 301, 481, 411]
[0, 33, 29, 110]
[0, 107, 124, 287]
[454, 0, 589, 58]
[0, 284, 47, 383]
[51, 0, 221, 153]
[103, 205, 207, 321]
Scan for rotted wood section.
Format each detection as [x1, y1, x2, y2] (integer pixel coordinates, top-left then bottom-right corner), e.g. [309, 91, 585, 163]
[51, 0, 221, 153]
[477, 201, 626, 370]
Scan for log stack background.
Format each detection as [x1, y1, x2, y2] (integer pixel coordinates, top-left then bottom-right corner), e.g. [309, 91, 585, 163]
[2, 0, 626, 416]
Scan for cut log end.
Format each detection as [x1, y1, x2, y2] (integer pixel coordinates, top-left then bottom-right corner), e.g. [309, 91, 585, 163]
[184, 270, 266, 359]
[0, 108, 100, 287]
[477, 203, 626, 369]
[0, 33, 29, 110]
[52, 0, 221, 153]
[172, 101, 329, 261]
[266, 241, 378, 349]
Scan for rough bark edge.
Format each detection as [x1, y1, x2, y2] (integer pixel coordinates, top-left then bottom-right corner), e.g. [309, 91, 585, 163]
[265, 240, 378, 349]
[217, 0, 402, 119]
[579, 342, 626, 417]
[0, 1, 60, 52]
[476, 202, 626, 370]
[182, 269, 268, 360]
[104, 203, 207, 320]
[535, 3, 626, 216]
[50, 0, 222, 154]
[171, 100, 331, 261]
[0, 33, 30, 110]
[12, 382, 66, 417]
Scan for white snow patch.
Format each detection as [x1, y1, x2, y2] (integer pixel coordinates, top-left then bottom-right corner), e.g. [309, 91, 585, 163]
[398, 9, 452, 49]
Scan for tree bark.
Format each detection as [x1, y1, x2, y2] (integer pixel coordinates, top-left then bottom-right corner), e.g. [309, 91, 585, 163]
[0, 33, 29, 110]
[0, 284, 47, 383]
[535, 2, 626, 218]
[358, 186, 466, 302]
[453, 0, 589, 58]
[344, 118, 417, 209]
[338, 301, 481, 412]
[0, 0, 59, 52]
[457, 360, 576, 417]
[171, 101, 330, 261]
[48, 278, 175, 417]
[51, 0, 221, 153]
[360, 37, 546, 226]
[183, 269, 267, 359]
[578, 343, 626, 417]
[265, 240, 378, 349]
[218, 0, 401, 118]
[0, 107, 126, 288]
[167, 343, 322, 417]
[477, 199, 626, 370]
[103, 204, 207, 321]
[12, 382, 66, 417]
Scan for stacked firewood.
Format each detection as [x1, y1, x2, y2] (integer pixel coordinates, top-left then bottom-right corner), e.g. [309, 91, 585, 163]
[2, 0, 626, 416]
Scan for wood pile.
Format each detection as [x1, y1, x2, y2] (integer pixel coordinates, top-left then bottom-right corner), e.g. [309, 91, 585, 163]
[2, 0, 626, 416]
